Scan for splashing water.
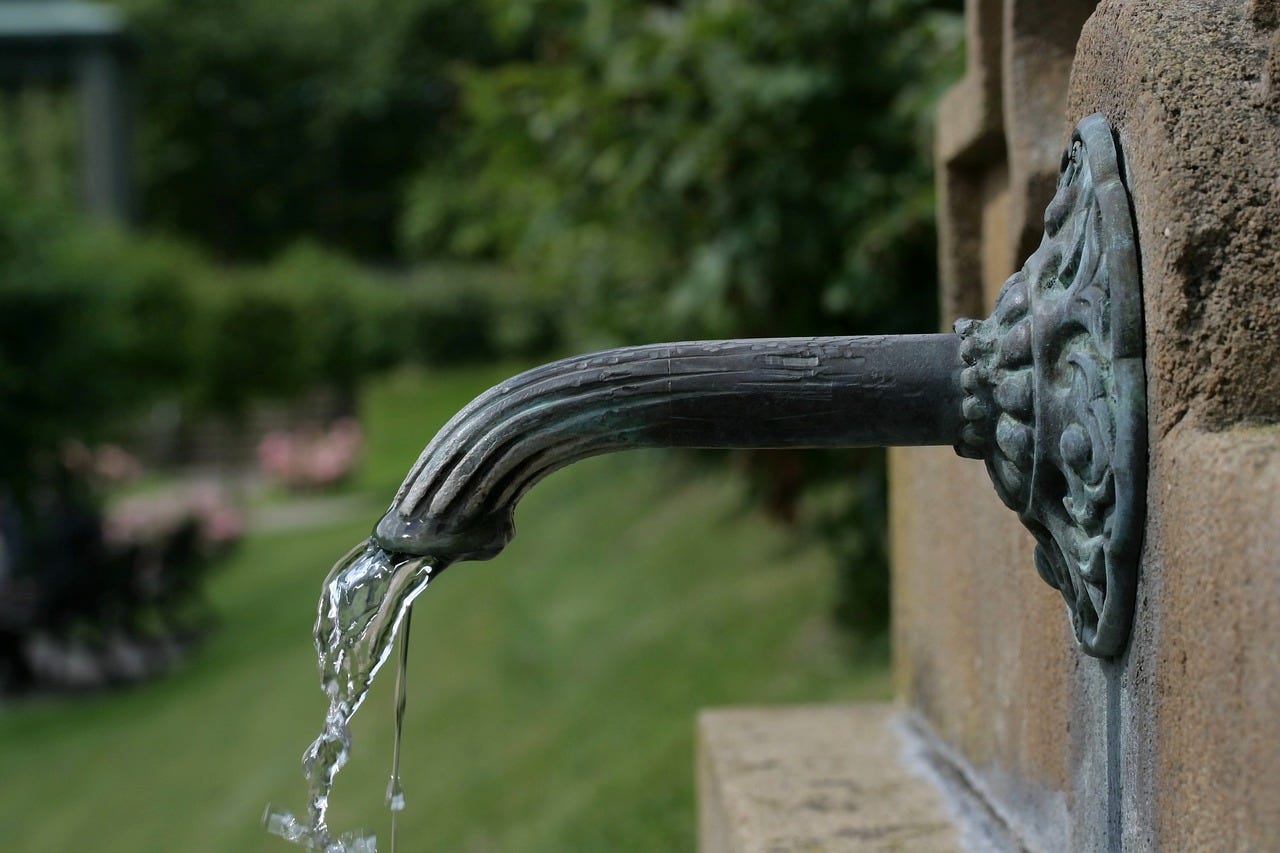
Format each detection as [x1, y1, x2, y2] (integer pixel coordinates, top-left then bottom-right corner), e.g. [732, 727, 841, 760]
[265, 540, 446, 851]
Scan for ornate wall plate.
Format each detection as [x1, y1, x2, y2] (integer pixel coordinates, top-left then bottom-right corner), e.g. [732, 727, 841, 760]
[955, 114, 1146, 658]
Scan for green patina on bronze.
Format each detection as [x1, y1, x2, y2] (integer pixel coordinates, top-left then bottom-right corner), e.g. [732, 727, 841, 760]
[373, 114, 1146, 659]
[955, 115, 1146, 657]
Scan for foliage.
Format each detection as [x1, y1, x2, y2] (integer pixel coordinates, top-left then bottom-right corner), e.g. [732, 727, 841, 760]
[0, 87, 79, 209]
[404, 0, 963, 345]
[108, 0, 506, 259]
[185, 248, 557, 410]
[190, 244, 393, 411]
[0, 0, 964, 643]
[0, 196, 549, 501]
[391, 263, 562, 365]
[0, 198, 550, 688]
[0, 466, 245, 693]
[0, 199, 177, 493]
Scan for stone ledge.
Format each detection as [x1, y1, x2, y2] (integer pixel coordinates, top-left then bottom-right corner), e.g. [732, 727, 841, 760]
[696, 703, 964, 852]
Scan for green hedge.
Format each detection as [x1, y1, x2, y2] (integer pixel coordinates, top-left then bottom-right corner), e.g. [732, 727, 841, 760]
[107, 0, 507, 259]
[0, 197, 558, 496]
[0, 201, 168, 489]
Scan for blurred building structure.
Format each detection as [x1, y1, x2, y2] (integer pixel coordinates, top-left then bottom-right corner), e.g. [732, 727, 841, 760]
[699, 1, 1280, 849]
[0, 0, 133, 221]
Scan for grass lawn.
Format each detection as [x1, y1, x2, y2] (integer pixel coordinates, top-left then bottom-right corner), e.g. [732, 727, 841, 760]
[0, 364, 889, 852]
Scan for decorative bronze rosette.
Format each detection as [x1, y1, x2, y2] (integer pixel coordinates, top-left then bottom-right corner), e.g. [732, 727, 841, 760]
[955, 114, 1146, 658]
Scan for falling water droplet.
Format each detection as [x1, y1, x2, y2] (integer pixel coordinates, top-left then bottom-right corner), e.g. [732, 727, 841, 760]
[386, 607, 413, 853]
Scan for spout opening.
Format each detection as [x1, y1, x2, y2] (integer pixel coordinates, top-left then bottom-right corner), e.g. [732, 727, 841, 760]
[372, 506, 513, 563]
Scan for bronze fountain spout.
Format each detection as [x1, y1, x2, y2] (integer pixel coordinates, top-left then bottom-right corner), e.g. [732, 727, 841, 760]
[373, 334, 964, 562]
[268, 113, 1148, 853]
[371, 114, 1145, 658]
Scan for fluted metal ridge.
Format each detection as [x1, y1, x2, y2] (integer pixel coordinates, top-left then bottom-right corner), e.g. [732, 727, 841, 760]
[374, 334, 964, 561]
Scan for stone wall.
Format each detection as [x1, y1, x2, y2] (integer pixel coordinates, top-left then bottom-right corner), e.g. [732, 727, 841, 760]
[891, 1, 1280, 849]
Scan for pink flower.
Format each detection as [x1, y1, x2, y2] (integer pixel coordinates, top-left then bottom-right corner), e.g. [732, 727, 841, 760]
[93, 445, 142, 484]
[256, 420, 363, 490]
[104, 486, 244, 554]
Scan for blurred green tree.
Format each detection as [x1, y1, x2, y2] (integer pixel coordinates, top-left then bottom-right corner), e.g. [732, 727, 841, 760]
[110, 0, 506, 259]
[0, 200, 169, 494]
[404, 0, 961, 345]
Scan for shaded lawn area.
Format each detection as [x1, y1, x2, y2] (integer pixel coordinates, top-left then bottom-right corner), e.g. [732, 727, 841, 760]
[0, 365, 889, 852]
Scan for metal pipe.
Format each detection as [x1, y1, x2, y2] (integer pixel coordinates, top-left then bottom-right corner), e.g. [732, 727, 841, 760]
[374, 334, 964, 562]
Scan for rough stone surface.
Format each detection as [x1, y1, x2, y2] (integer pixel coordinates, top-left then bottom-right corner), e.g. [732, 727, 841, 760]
[697, 704, 961, 852]
[935, 0, 1005, 168]
[937, 1, 1101, 325]
[890, 446, 1105, 851]
[1003, 0, 1099, 267]
[936, 0, 1008, 324]
[1269, 27, 1280, 99]
[1121, 425, 1280, 849]
[894, 1, 1280, 849]
[1250, 0, 1279, 30]
[1067, 8, 1280, 848]
[1069, 0, 1280, 438]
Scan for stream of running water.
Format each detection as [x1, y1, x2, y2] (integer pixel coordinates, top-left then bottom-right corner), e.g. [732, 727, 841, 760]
[265, 540, 446, 852]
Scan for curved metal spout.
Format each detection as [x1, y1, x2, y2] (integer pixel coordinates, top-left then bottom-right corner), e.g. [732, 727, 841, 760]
[368, 114, 1146, 658]
[374, 334, 965, 562]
